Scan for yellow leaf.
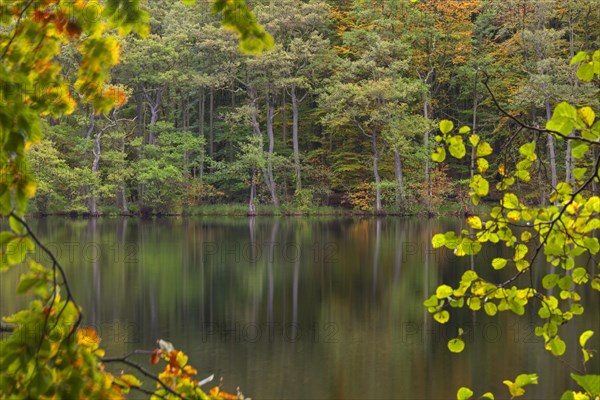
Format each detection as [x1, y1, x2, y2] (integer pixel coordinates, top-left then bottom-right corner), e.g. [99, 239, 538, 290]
[498, 163, 505, 176]
[77, 327, 100, 347]
[467, 216, 482, 230]
[120, 374, 141, 387]
[577, 107, 595, 127]
[23, 182, 37, 198]
[503, 381, 525, 397]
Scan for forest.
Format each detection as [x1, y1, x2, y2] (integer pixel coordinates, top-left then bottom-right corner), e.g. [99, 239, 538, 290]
[1, 0, 600, 399]
[25, 0, 600, 216]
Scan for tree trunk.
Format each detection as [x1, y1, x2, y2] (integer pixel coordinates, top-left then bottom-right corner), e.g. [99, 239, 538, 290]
[199, 87, 205, 184]
[146, 88, 163, 145]
[266, 93, 279, 206]
[372, 128, 383, 214]
[117, 182, 128, 214]
[249, 88, 277, 207]
[566, 139, 573, 185]
[248, 169, 257, 216]
[209, 88, 214, 158]
[470, 73, 479, 180]
[117, 135, 129, 214]
[291, 87, 302, 192]
[423, 99, 433, 199]
[393, 147, 405, 207]
[545, 99, 558, 205]
[282, 88, 287, 148]
[89, 128, 102, 215]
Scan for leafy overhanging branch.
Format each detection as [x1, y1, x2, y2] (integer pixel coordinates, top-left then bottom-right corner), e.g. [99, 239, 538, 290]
[426, 49, 600, 400]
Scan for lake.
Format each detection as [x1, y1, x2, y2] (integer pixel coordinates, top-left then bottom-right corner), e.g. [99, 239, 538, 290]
[1, 217, 598, 399]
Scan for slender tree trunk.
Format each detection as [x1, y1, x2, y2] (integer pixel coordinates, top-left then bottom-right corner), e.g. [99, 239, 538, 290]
[372, 128, 383, 214]
[566, 139, 573, 185]
[393, 147, 405, 207]
[209, 88, 214, 158]
[136, 88, 145, 137]
[248, 169, 257, 216]
[249, 88, 277, 207]
[117, 182, 128, 214]
[423, 99, 433, 202]
[291, 87, 302, 192]
[89, 128, 102, 215]
[470, 74, 479, 180]
[199, 88, 205, 184]
[266, 93, 279, 206]
[282, 88, 287, 148]
[545, 99, 558, 204]
[146, 88, 163, 145]
[117, 136, 129, 214]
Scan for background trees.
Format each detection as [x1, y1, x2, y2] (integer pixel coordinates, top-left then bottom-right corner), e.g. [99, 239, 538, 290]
[21, 0, 600, 216]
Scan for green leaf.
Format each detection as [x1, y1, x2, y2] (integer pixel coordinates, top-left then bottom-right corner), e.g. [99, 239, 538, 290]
[573, 268, 588, 284]
[542, 274, 559, 289]
[469, 134, 480, 146]
[570, 374, 600, 396]
[459, 126, 471, 134]
[515, 170, 530, 182]
[515, 373, 538, 387]
[9, 216, 25, 234]
[577, 63, 594, 81]
[579, 331, 594, 347]
[448, 337, 465, 353]
[573, 168, 587, 180]
[519, 142, 537, 161]
[440, 120, 454, 135]
[553, 102, 578, 120]
[424, 295, 439, 308]
[571, 51, 589, 64]
[434, 310, 450, 324]
[6, 238, 29, 265]
[558, 276, 573, 290]
[572, 143, 589, 159]
[560, 391, 575, 400]
[0, 231, 15, 246]
[456, 387, 473, 400]
[502, 193, 519, 209]
[476, 142, 493, 157]
[514, 244, 528, 261]
[436, 285, 454, 299]
[432, 147, 446, 163]
[583, 237, 599, 254]
[519, 142, 536, 158]
[461, 270, 478, 283]
[492, 258, 508, 270]
[432, 234, 446, 248]
[481, 392, 495, 400]
[477, 158, 489, 173]
[546, 336, 566, 356]
[449, 136, 466, 159]
[484, 302, 497, 316]
[547, 102, 577, 135]
[470, 175, 489, 200]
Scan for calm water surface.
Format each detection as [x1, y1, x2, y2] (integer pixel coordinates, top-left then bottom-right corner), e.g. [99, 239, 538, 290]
[1, 217, 598, 399]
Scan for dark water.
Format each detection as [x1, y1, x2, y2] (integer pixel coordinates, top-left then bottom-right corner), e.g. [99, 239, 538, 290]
[1, 217, 598, 399]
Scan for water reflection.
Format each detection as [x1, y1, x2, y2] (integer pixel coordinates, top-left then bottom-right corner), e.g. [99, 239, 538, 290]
[1, 217, 598, 399]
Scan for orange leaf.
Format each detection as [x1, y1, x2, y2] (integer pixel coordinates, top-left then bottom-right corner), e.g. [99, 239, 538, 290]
[150, 349, 161, 365]
[77, 327, 100, 347]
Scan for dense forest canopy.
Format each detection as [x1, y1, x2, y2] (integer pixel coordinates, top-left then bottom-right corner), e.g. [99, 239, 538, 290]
[22, 0, 599, 216]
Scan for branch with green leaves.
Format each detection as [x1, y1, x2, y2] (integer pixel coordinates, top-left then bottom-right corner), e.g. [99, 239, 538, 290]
[426, 49, 600, 400]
